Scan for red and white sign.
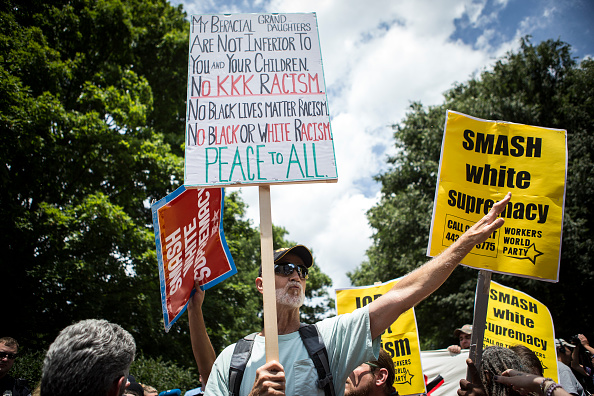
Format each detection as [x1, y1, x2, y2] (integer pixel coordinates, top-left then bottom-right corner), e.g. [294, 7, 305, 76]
[152, 186, 236, 331]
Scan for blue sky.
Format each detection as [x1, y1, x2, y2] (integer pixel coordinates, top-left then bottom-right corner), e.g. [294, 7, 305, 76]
[450, 0, 594, 58]
[171, 0, 593, 292]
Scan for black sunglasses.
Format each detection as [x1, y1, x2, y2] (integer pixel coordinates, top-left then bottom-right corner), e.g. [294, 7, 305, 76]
[0, 351, 17, 360]
[274, 263, 309, 279]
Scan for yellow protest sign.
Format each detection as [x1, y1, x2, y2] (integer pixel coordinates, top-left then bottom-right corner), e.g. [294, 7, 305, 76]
[336, 279, 425, 395]
[484, 281, 558, 381]
[428, 110, 567, 281]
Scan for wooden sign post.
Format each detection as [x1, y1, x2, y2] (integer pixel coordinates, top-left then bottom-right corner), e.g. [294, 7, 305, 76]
[184, 13, 338, 362]
[467, 270, 491, 380]
[259, 185, 279, 360]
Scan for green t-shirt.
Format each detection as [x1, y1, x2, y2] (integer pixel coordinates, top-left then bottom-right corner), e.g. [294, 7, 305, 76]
[205, 305, 380, 396]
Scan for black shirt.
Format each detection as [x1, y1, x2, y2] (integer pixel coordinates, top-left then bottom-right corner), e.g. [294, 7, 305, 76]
[0, 375, 32, 396]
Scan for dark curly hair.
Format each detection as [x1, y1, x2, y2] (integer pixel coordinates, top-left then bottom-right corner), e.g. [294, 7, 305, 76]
[480, 346, 525, 396]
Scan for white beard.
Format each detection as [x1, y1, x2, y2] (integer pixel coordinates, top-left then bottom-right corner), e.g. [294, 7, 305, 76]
[276, 281, 305, 308]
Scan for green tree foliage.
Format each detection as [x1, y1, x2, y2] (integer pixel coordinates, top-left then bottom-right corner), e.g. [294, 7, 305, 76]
[349, 38, 594, 348]
[9, 350, 46, 390]
[1, 0, 333, 374]
[130, 354, 199, 393]
[1, 0, 186, 361]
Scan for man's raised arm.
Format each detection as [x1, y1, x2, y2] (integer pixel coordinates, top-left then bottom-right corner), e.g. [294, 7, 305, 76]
[369, 192, 511, 339]
[188, 281, 217, 386]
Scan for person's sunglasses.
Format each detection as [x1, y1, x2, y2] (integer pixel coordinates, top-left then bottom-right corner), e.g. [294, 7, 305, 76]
[0, 352, 17, 360]
[274, 263, 309, 279]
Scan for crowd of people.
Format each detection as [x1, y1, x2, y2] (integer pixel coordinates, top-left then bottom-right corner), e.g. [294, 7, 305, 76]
[5, 330, 593, 396]
[1, 192, 589, 396]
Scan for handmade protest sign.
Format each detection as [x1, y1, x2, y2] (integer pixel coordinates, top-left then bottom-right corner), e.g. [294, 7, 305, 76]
[483, 281, 557, 381]
[336, 279, 425, 395]
[152, 186, 236, 331]
[428, 110, 567, 281]
[185, 13, 337, 186]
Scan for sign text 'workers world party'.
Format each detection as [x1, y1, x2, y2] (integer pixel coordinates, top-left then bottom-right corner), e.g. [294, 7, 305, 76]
[152, 186, 236, 331]
[336, 279, 425, 396]
[428, 111, 567, 281]
[184, 13, 337, 186]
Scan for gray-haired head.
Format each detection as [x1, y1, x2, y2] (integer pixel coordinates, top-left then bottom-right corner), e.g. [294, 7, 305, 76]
[40, 319, 136, 396]
[480, 346, 524, 396]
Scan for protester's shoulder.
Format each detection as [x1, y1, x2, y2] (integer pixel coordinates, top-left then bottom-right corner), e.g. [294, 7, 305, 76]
[559, 361, 573, 374]
[315, 305, 370, 336]
[205, 345, 236, 396]
[214, 342, 238, 363]
[334, 304, 370, 323]
[322, 304, 369, 323]
[558, 362, 580, 386]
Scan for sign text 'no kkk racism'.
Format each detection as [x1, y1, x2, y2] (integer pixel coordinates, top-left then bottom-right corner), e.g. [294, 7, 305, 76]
[185, 13, 338, 187]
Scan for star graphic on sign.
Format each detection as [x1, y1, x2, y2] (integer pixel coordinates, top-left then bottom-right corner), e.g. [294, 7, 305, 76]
[395, 367, 414, 385]
[212, 209, 220, 223]
[508, 243, 544, 265]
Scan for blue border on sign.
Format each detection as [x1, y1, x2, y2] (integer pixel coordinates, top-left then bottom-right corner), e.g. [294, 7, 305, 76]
[151, 185, 187, 332]
[151, 186, 237, 332]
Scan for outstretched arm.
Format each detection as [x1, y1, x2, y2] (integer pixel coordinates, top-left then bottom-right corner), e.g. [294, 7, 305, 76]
[188, 280, 216, 386]
[369, 192, 511, 339]
[578, 334, 594, 356]
[495, 369, 571, 396]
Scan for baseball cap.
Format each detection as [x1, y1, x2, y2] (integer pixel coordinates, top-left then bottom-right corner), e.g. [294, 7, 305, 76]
[555, 338, 576, 348]
[274, 245, 313, 268]
[454, 324, 473, 338]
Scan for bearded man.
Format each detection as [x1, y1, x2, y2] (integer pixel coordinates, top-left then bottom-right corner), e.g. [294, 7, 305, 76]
[345, 349, 397, 396]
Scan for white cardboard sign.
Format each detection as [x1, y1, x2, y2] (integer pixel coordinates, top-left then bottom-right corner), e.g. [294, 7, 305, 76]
[184, 13, 337, 187]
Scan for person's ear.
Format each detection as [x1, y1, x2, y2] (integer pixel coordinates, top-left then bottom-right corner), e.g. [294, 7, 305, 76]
[108, 375, 128, 396]
[255, 277, 264, 294]
[375, 368, 389, 386]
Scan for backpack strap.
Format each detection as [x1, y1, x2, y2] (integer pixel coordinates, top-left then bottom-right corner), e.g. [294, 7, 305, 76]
[227, 326, 335, 396]
[299, 324, 336, 396]
[228, 332, 257, 396]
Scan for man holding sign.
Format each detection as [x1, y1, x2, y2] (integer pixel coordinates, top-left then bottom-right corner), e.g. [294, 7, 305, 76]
[204, 193, 512, 396]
